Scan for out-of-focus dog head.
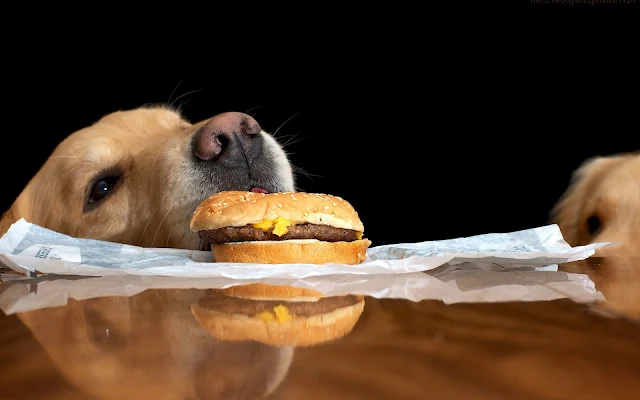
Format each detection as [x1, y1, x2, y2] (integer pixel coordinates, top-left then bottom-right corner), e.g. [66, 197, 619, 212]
[0, 106, 295, 249]
[15, 288, 294, 400]
[550, 152, 640, 257]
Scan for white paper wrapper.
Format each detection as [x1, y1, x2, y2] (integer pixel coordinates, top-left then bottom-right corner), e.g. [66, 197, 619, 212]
[0, 262, 605, 315]
[0, 218, 612, 279]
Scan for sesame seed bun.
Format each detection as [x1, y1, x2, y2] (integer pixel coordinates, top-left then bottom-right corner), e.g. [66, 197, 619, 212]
[190, 191, 372, 265]
[190, 191, 364, 232]
[190, 284, 366, 347]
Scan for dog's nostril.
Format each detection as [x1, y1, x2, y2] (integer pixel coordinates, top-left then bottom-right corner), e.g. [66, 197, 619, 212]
[193, 129, 225, 161]
[240, 117, 261, 136]
[218, 134, 229, 150]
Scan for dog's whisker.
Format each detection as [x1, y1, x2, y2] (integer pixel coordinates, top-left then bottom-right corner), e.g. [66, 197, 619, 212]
[152, 207, 175, 248]
[170, 89, 204, 109]
[168, 77, 187, 105]
[274, 133, 298, 141]
[165, 225, 176, 248]
[282, 137, 304, 148]
[272, 111, 301, 138]
[280, 131, 303, 148]
[292, 164, 322, 180]
[244, 106, 264, 117]
[176, 99, 193, 114]
[139, 217, 155, 246]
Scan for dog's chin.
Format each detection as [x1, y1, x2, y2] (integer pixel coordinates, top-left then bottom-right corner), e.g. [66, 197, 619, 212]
[199, 241, 212, 252]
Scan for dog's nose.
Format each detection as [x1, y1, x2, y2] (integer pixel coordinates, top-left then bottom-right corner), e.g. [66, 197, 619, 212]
[192, 112, 262, 162]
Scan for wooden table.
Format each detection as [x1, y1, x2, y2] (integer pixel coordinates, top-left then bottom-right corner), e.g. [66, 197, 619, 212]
[0, 257, 638, 400]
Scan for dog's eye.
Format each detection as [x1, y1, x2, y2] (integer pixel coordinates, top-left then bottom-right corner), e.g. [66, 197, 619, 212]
[586, 215, 601, 236]
[88, 176, 120, 204]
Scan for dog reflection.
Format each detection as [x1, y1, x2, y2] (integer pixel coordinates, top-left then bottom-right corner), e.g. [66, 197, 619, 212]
[16, 289, 293, 400]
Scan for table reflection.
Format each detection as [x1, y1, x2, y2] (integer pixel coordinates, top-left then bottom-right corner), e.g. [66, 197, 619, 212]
[13, 289, 304, 399]
[1, 258, 638, 400]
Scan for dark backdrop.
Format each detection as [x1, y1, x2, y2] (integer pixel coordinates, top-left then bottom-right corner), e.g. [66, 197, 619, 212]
[2, 69, 637, 247]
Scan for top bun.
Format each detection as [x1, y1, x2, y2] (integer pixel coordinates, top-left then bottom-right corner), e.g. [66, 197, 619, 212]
[190, 191, 365, 232]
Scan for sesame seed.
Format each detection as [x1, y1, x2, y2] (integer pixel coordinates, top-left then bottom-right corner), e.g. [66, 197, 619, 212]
[323, 206, 329, 210]
[304, 212, 308, 216]
[278, 203, 282, 208]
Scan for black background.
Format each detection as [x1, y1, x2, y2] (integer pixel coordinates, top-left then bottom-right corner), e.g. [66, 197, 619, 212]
[3, 31, 638, 247]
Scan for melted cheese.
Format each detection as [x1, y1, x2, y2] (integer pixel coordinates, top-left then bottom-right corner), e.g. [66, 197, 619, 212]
[255, 305, 293, 322]
[252, 217, 294, 236]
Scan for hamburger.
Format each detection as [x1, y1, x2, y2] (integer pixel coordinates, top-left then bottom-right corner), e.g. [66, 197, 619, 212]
[190, 283, 365, 347]
[190, 191, 372, 264]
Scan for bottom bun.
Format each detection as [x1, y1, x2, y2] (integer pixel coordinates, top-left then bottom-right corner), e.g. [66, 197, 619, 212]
[212, 239, 372, 265]
[191, 299, 365, 347]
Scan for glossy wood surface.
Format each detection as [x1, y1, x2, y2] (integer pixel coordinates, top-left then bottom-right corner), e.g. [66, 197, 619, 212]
[1, 257, 639, 400]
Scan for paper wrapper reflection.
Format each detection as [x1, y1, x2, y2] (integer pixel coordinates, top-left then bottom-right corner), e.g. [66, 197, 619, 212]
[1, 262, 604, 316]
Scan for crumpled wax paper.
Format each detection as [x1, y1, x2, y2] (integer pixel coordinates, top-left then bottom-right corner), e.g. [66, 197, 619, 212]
[0, 219, 612, 279]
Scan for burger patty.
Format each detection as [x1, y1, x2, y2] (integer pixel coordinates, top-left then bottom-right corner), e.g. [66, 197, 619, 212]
[199, 291, 362, 317]
[199, 223, 359, 244]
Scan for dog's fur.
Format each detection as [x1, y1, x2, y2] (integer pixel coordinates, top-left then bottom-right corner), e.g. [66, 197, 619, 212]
[0, 106, 295, 248]
[0, 106, 297, 399]
[550, 151, 640, 257]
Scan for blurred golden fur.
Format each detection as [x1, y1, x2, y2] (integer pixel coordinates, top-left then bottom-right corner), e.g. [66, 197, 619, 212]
[550, 151, 640, 257]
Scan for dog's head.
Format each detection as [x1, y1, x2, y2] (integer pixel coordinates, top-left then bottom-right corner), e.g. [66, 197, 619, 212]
[550, 152, 640, 257]
[0, 106, 295, 249]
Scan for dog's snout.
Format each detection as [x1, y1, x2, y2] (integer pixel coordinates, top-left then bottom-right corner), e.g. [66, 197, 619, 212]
[192, 112, 262, 162]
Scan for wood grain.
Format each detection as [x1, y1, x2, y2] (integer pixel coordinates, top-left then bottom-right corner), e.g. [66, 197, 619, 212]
[1, 258, 639, 400]
[272, 298, 640, 400]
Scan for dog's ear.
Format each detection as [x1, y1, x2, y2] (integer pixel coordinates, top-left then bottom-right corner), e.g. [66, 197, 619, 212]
[0, 204, 22, 237]
[549, 154, 628, 246]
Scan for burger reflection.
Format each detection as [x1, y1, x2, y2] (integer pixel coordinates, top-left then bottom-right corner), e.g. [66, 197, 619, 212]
[15, 283, 365, 400]
[191, 283, 366, 347]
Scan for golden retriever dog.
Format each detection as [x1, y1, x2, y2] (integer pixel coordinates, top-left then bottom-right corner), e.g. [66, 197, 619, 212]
[0, 105, 297, 399]
[550, 151, 640, 257]
[0, 105, 295, 247]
